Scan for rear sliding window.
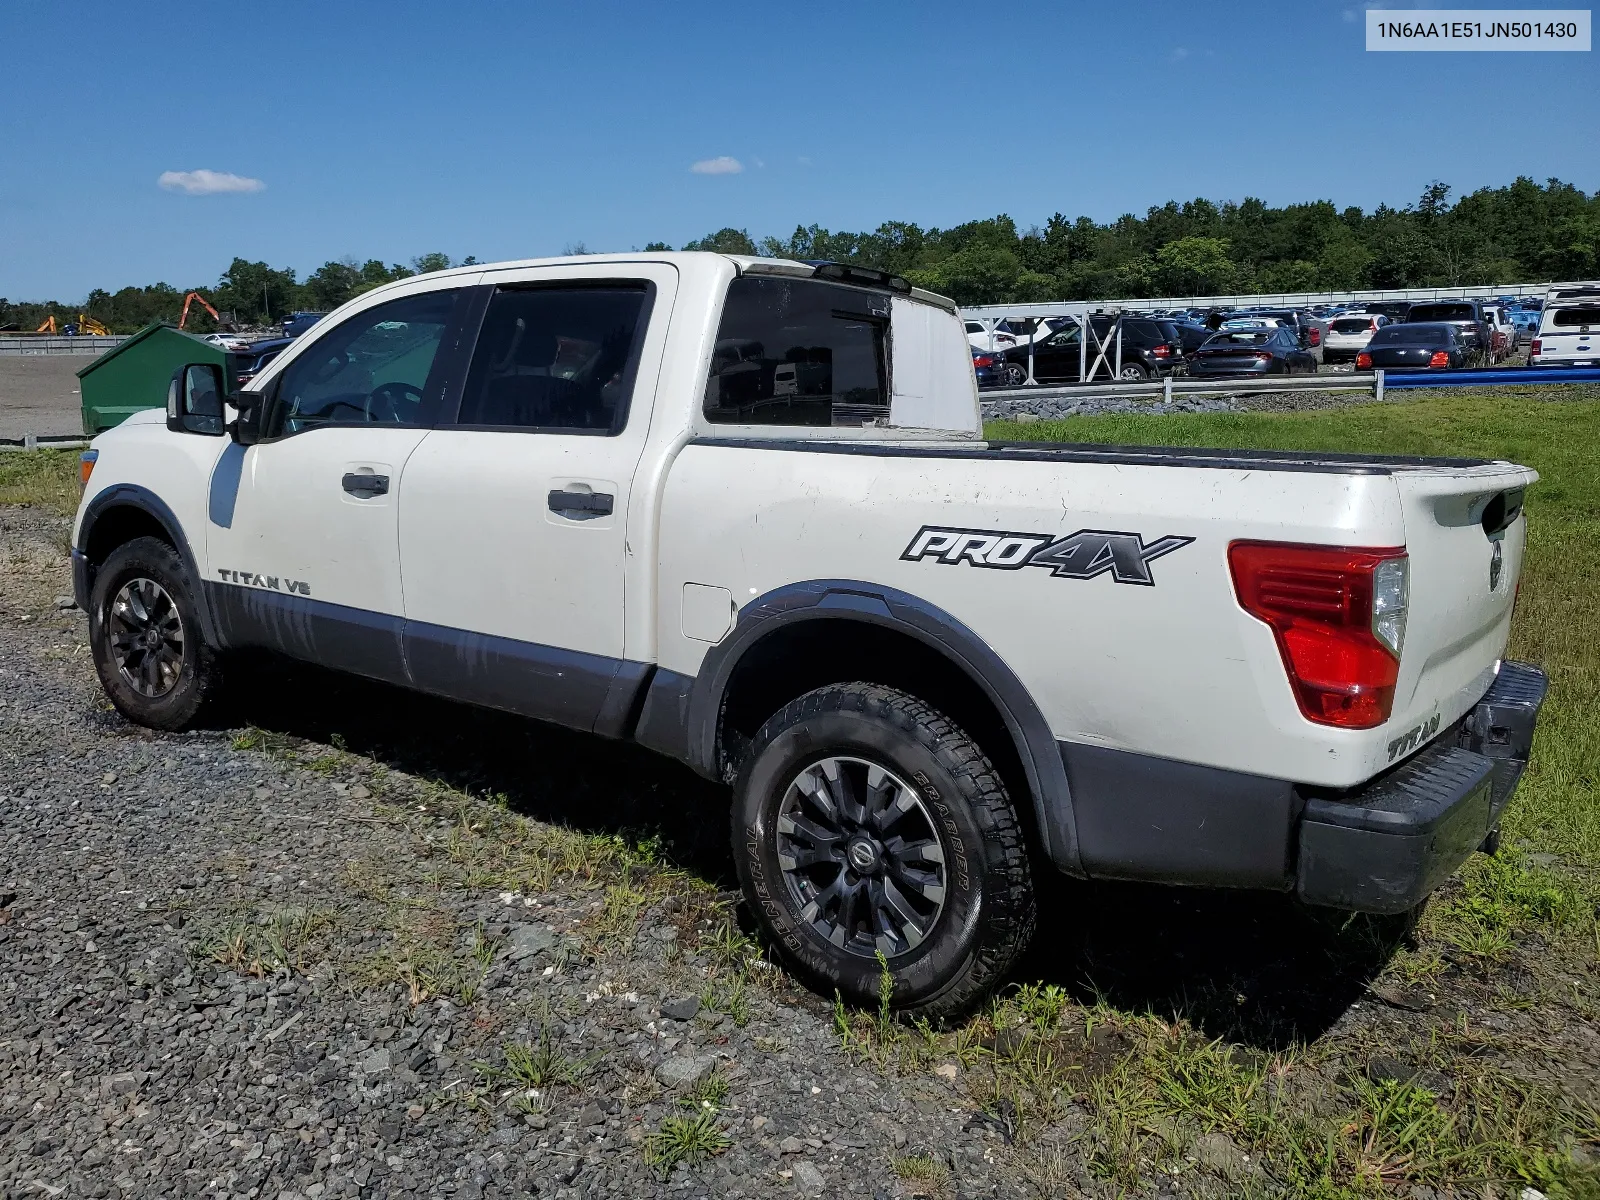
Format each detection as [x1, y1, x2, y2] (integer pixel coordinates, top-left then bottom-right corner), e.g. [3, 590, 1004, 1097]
[1550, 307, 1600, 327]
[704, 277, 889, 427]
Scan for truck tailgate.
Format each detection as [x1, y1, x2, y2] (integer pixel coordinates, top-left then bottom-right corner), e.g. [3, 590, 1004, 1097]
[1388, 464, 1538, 757]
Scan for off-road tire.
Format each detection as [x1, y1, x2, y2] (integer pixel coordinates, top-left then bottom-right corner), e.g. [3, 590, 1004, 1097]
[89, 536, 221, 730]
[733, 683, 1036, 1021]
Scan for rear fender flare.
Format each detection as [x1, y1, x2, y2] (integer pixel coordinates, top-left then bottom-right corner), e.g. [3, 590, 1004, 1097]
[688, 579, 1083, 876]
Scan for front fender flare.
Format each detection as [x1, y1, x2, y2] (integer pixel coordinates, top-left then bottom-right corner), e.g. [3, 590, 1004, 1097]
[76, 483, 218, 646]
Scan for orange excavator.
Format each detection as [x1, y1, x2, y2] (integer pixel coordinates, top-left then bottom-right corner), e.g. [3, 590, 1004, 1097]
[177, 290, 223, 331]
[34, 315, 57, 333]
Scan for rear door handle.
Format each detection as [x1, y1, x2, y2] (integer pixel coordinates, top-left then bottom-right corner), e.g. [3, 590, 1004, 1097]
[547, 489, 613, 516]
[342, 472, 389, 498]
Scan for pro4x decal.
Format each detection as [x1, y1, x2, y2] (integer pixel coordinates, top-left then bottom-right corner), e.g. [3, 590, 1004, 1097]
[900, 526, 1193, 586]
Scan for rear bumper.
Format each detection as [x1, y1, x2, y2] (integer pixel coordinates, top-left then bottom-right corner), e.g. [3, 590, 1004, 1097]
[1296, 661, 1548, 914]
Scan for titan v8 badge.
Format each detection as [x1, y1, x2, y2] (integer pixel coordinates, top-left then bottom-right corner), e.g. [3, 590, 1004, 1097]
[901, 526, 1193, 586]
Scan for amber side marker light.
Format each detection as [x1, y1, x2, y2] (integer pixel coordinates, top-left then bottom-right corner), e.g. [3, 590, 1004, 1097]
[79, 449, 98, 489]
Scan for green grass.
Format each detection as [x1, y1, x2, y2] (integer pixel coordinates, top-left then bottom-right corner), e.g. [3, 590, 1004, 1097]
[990, 388, 1600, 894]
[0, 448, 81, 516]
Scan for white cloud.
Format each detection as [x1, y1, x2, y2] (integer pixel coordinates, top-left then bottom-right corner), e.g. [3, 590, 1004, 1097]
[690, 156, 743, 176]
[158, 169, 266, 195]
[1168, 46, 1189, 61]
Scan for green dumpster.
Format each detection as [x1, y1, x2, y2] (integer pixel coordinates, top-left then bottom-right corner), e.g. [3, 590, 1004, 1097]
[77, 322, 230, 436]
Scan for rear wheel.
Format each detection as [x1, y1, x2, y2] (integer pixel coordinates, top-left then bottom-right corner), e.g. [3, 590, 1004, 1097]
[1003, 362, 1028, 388]
[1118, 363, 1148, 381]
[89, 537, 221, 730]
[733, 683, 1036, 1021]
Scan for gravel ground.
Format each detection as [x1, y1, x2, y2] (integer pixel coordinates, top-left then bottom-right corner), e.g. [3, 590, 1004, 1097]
[0, 356, 91, 440]
[4, 491, 1596, 1200]
[0, 505, 1033, 1200]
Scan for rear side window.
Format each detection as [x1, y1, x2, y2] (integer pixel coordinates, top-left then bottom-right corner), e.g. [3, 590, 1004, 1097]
[457, 285, 652, 434]
[705, 277, 889, 427]
[1550, 307, 1600, 327]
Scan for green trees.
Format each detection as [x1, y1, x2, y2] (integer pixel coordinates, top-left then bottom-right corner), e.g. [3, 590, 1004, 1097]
[9, 176, 1594, 333]
[677, 175, 1596, 306]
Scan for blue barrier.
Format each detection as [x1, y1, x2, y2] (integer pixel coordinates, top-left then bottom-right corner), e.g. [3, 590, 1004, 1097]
[1382, 366, 1600, 389]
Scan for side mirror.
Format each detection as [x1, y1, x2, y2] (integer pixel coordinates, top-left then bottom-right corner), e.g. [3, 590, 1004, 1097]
[167, 364, 226, 436]
[230, 390, 266, 446]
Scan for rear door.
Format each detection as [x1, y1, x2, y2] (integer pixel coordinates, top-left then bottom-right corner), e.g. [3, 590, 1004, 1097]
[395, 262, 676, 732]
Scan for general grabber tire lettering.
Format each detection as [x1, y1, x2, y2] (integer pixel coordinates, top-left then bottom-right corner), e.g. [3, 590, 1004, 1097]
[733, 683, 1036, 1021]
[89, 536, 221, 731]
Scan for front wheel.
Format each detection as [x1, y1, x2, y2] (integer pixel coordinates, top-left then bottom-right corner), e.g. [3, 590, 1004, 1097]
[1003, 362, 1028, 388]
[733, 683, 1036, 1021]
[89, 536, 221, 730]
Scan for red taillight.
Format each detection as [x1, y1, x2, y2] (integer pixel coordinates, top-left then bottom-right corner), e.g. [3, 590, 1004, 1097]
[1369, 321, 1379, 332]
[1153, 344, 1170, 357]
[973, 355, 995, 368]
[1530, 339, 1541, 355]
[1309, 327, 1321, 345]
[1356, 352, 1372, 368]
[1255, 352, 1273, 361]
[1228, 541, 1407, 729]
[1428, 350, 1449, 367]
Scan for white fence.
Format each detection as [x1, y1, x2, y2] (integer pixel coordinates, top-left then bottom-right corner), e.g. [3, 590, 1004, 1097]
[0, 336, 124, 357]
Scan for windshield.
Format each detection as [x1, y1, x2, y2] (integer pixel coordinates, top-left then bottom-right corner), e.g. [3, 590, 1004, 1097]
[1373, 325, 1448, 346]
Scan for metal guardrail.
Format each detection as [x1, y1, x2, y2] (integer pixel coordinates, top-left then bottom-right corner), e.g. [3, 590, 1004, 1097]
[0, 335, 124, 357]
[979, 365, 1600, 407]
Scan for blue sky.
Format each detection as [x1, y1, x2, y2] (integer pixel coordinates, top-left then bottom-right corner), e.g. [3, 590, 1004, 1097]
[2, 1, 1594, 301]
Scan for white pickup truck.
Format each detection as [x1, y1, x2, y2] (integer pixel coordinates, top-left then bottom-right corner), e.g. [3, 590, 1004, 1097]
[72, 252, 1547, 1017]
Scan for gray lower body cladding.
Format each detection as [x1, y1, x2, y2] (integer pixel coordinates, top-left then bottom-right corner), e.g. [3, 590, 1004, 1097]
[1057, 661, 1547, 911]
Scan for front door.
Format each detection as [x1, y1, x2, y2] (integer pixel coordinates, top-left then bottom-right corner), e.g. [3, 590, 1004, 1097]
[202, 286, 469, 682]
[397, 263, 676, 732]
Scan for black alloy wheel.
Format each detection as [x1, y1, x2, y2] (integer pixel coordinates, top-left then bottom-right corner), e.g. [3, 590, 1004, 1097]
[107, 577, 185, 697]
[774, 755, 947, 958]
[734, 683, 1036, 1020]
[89, 536, 222, 730]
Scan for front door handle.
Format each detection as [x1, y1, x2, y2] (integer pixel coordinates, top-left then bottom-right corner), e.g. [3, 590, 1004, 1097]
[547, 488, 613, 516]
[342, 472, 389, 498]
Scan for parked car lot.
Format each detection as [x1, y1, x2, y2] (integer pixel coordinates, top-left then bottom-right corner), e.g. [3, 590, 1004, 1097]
[1357, 322, 1471, 370]
[1324, 313, 1390, 362]
[998, 315, 1183, 383]
[1403, 300, 1491, 364]
[1189, 325, 1318, 377]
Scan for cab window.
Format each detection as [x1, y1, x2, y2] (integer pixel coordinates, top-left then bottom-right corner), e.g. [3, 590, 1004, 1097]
[265, 290, 460, 438]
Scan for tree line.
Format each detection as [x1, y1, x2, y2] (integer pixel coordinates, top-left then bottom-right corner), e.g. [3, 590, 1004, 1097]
[3, 176, 1594, 334]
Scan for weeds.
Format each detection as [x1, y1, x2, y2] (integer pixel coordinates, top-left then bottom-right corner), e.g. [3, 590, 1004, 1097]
[890, 1152, 951, 1196]
[642, 1108, 731, 1179]
[196, 905, 335, 976]
[486, 1030, 600, 1090]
